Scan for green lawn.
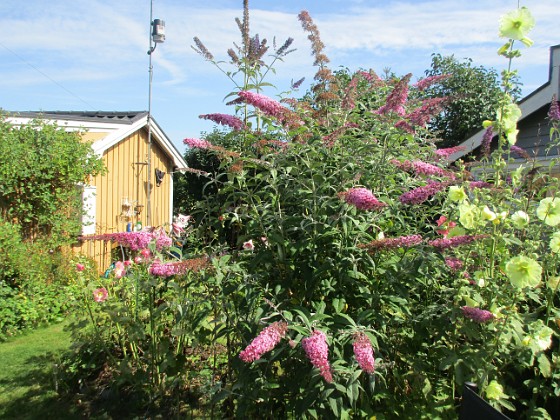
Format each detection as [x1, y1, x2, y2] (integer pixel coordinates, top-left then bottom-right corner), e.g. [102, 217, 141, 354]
[0, 323, 79, 420]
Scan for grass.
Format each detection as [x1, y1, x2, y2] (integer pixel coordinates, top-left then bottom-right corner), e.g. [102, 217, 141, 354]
[0, 322, 80, 420]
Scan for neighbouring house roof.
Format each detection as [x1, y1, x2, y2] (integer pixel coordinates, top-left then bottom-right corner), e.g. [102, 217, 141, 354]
[448, 44, 560, 162]
[6, 110, 187, 169]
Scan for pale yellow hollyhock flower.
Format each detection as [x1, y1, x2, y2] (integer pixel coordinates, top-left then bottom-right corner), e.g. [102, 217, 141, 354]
[505, 255, 542, 288]
[448, 186, 467, 203]
[550, 232, 560, 253]
[459, 202, 479, 230]
[547, 276, 560, 290]
[537, 197, 560, 227]
[481, 206, 497, 222]
[499, 7, 535, 47]
[497, 103, 522, 145]
[486, 380, 506, 400]
[511, 210, 529, 229]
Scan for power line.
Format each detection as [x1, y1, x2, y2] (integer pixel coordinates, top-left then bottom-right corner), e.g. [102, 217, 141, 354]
[0, 41, 96, 109]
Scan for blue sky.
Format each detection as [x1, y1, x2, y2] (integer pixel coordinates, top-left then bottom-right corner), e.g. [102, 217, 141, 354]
[1, 0, 558, 152]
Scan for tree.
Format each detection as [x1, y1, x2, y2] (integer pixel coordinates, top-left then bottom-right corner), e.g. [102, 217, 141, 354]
[0, 114, 105, 245]
[422, 54, 517, 147]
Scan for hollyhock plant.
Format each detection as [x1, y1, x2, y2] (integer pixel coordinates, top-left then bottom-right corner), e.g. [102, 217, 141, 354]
[302, 330, 332, 383]
[114, 261, 126, 279]
[511, 210, 530, 229]
[505, 255, 542, 288]
[93, 287, 109, 303]
[536, 197, 560, 226]
[499, 7, 535, 47]
[239, 321, 288, 363]
[550, 232, 560, 253]
[352, 333, 375, 374]
[76, 263, 85, 272]
[343, 187, 385, 211]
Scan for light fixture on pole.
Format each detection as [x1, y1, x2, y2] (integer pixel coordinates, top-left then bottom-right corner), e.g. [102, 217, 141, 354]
[145, 0, 164, 227]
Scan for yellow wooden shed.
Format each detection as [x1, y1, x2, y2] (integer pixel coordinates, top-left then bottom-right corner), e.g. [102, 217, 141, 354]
[7, 111, 188, 271]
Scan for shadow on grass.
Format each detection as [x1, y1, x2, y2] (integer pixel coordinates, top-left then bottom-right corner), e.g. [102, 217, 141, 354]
[0, 352, 82, 420]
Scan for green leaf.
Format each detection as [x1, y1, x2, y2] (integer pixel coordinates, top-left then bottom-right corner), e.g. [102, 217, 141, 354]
[538, 353, 552, 378]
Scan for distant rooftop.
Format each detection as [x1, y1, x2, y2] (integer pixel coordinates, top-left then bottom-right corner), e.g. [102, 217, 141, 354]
[7, 111, 148, 125]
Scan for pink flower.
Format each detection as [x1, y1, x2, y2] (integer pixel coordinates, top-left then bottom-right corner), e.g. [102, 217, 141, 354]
[238, 91, 286, 119]
[445, 257, 464, 272]
[414, 74, 451, 91]
[93, 287, 108, 303]
[301, 330, 332, 383]
[352, 333, 375, 374]
[124, 260, 132, 267]
[435, 146, 467, 159]
[428, 234, 488, 250]
[243, 240, 255, 251]
[80, 232, 171, 252]
[360, 234, 423, 252]
[140, 248, 151, 259]
[199, 113, 245, 131]
[404, 97, 448, 128]
[392, 159, 454, 179]
[399, 181, 450, 205]
[549, 94, 560, 121]
[183, 137, 212, 149]
[114, 261, 125, 279]
[239, 321, 288, 363]
[343, 187, 385, 211]
[76, 263, 85, 272]
[134, 256, 143, 264]
[461, 306, 494, 323]
[436, 215, 457, 237]
[375, 73, 412, 116]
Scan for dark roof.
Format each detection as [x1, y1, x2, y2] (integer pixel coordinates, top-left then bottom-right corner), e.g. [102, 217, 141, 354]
[8, 111, 148, 124]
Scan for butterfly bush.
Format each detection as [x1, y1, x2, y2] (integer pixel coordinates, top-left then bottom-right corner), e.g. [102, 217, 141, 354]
[352, 333, 375, 374]
[239, 321, 288, 362]
[301, 330, 332, 383]
[343, 187, 386, 211]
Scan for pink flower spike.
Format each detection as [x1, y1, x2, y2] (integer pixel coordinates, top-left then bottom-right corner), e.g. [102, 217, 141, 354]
[199, 113, 245, 131]
[343, 187, 385, 211]
[352, 333, 375, 374]
[239, 321, 288, 363]
[93, 287, 108, 303]
[184, 137, 212, 149]
[301, 330, 332, 383]
[76, 263, 85, 272]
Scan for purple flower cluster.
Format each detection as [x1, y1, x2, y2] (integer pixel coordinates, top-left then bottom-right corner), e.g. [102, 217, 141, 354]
[352, 333, 375, 374]
[184, 137, 212, 149]
[469, 181, 493, 189]
[375, 73, 412, 116]
[461, 306, 495, 323]
[344, 187, 385, 211]
[199, 113, 245, 131]
[510, 145, 530, 160]
[399, 181, 449, 205]
[239, 321, 288, 363]
[302, 330, 332, 383]
[149, 257, 209, 278]
[549, 95, 560, 121]
[428, 234, 488, 250]
[481, 126, 494, 157]
[360, 234, 423, 252]
[82, 231, 173, 252]
[445, 257, 464, 272]
[413, 74, 451, 91]
[392, 159, 454, 179]
[434, 146, 467, 159]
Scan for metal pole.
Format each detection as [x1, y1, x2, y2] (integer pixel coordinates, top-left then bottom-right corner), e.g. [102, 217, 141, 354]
[146, 0, 154, 227]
